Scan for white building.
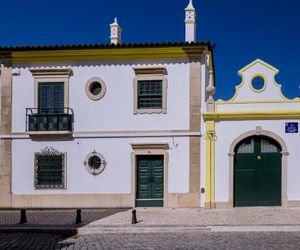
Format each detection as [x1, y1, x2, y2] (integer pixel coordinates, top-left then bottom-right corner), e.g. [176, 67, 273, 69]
[0, 1, 215, 208]
[203, 59, 300, 208]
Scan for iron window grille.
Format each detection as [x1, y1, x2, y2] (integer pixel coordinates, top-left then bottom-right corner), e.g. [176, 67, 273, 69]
[34, 147, 65, 189]
[84, 151, 107, 175]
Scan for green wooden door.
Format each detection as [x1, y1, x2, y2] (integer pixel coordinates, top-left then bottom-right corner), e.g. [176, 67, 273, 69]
[234, 136, 281, 207]
[136, 155, 164, 207]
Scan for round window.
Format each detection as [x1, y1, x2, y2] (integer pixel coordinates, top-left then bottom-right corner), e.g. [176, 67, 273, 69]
[89, 82, 102, 96]
[88, 155, 101, 170]
[86, 77, 106, 101]
[251, 76, 265, 91]
[84, 151, 106, 175]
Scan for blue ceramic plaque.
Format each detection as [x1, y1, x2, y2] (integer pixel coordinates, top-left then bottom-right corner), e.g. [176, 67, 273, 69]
[285, 122, 298, 133]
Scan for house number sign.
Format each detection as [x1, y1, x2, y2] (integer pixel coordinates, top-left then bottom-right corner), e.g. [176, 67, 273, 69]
[285, 122, 298, 133]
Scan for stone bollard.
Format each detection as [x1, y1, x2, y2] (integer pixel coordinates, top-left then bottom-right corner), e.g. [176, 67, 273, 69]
[75, 209, 82, 224]
[131, 209, 137, 224]
[20, 209, 27, 224]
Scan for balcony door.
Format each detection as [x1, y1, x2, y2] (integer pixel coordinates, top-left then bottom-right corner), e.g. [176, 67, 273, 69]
[38, 82, 64, 114]
[27, 82, 71, 132]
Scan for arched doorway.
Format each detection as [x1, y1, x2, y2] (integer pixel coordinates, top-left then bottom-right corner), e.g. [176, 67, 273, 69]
[234, 135, 282, 207]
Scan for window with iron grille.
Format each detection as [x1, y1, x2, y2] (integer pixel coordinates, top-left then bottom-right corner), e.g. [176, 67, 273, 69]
[138, 80, 163, 109]
[34, 150, 65, 189]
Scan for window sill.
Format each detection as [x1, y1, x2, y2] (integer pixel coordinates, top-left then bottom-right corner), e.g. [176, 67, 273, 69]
[27, 131, 73, 137]
[134, 108, 167, 114]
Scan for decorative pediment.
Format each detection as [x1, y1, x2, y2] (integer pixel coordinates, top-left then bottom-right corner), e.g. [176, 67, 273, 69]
[218, 59, 295, 103]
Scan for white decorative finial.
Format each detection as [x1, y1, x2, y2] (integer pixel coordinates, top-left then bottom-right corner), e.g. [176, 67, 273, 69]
[110, 17, 122, 45]
[185, 0, 195, 10]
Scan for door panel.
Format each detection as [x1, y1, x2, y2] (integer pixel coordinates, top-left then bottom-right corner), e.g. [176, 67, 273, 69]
[234, 154, 257, 206]
[234, 136, 281, 207]
[256, 153, 281, 205]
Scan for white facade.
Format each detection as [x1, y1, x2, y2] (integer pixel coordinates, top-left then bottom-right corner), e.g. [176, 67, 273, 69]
[11, 61, 193, 196]
[203, 59, 300, 208]
[0, 42, 213, 208]
[11, 62, 190, 133]
[0, 1, 218, 208]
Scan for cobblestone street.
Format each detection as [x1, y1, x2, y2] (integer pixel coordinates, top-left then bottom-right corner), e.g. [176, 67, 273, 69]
[1, 231, 300, 249]
[1, 208, 300, 249]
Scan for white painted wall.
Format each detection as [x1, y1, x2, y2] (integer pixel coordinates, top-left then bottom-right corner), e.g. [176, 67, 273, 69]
[211, 60, 300, 204]
[12, 136, 190, 195]
[214, 119, 300, 203]
[12, 61, 190, 133]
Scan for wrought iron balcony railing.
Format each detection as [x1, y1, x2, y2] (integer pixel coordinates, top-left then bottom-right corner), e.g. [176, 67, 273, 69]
[26, 108, 73, 132]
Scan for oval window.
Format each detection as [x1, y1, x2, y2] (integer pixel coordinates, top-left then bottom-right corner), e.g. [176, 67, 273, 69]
[251, 76, 265, 91]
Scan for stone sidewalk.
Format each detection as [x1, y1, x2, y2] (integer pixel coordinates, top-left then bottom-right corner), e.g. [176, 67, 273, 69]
[2, 207, 300, 233]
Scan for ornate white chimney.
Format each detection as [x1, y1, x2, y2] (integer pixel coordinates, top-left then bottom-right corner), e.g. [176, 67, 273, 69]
[185, 0, 196, 43]
[110, 17, 122, 45]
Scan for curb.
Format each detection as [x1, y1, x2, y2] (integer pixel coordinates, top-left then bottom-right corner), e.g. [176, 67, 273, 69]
[1, 225, 300, 234]
[0, 226, 210, 234]
[208, 225, 300, 232]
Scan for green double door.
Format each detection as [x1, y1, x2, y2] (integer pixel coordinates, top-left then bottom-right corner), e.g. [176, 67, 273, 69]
[136, 155, 164, 207]
[234, 136, 281, 207]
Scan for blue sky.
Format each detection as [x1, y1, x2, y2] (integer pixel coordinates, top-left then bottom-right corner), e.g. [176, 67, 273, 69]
[1, 0, 299, 100]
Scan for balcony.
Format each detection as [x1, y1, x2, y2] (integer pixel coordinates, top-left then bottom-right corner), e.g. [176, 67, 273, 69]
[26, 108, 73, 135]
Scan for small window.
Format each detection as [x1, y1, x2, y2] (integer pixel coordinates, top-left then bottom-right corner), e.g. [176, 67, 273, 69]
[251, 76, 265, 91]
[90, 82, 102, 96]
[86, 77, 106, 101]
[236, 139, 254, 154]
[84, 151, 106, 175]
[34, 147, 65, 189]
[133, 67, 167, 114]
[261, 139, 280, 153]
[138, 80, 163, 109]
[88, 155, 102, 170]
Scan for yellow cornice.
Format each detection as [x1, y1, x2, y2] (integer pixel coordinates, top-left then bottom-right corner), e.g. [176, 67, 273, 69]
[12, 46, 206, 64]
[203, 110, 300, 121]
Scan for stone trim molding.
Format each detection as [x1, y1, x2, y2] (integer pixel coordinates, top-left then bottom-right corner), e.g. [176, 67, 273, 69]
[30, 68, 72, 109]
[85, 77, 107, 101]
[228, 128, 288, 208]
[131, 143, 169, 150]
[131, 145, 169, 207]
[0, 66, 12, 198]
[84, 151, 107, 175]
[188, 62, 201, 207]
[133, 68, 168, 114]
[34, 151, 67, 190]
[133, 67, 167, 76]
[2, 130, 201, 139]
[29, 69, 72, 77]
